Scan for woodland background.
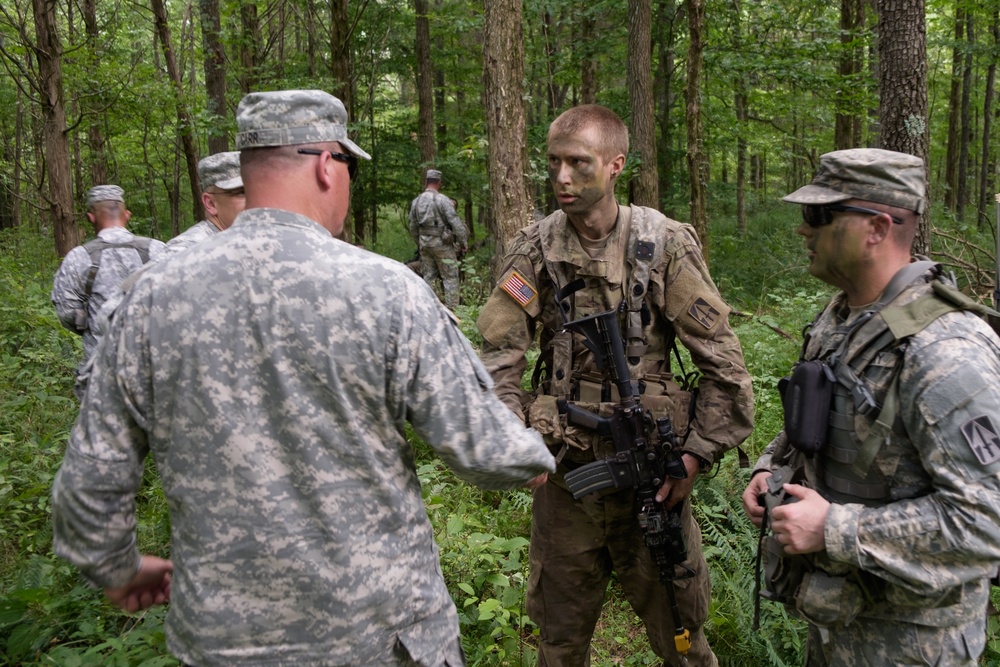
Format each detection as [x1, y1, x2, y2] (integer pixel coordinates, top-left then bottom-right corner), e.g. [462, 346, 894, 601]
[1, 0, 1000, 665]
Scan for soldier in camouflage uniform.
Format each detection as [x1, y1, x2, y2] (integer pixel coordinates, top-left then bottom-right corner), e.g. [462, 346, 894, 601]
[476, 105, 754, 667]
[408, 169, 468, 308]
[51, 185, 166, 395]
[165, 151, 245, 254]
[51, 89, 555, 667]
[742, 149, 1000, 666]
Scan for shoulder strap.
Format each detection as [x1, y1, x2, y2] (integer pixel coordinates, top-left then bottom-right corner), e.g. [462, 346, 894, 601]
[80, 236, 156, 299]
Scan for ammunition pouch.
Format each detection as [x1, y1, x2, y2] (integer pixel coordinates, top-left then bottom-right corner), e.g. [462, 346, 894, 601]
[530, 374, 693, 458]
[779, 360, 834, 455]
[73, 308, 89, 334]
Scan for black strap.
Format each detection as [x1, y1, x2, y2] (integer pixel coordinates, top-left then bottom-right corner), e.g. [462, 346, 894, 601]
[81, 236, 155, 299]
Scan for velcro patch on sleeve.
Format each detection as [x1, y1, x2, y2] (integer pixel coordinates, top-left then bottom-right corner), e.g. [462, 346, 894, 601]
[962, 415, 1000, 466]
[500, 269, 538, 309]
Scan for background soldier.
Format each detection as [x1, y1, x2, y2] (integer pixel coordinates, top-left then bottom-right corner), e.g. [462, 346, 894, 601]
[476, 104, 754, 666]
[742, 149, 1000, 666]
[51, 89, 554, 667]
[51, 185, 165, 397]
[408, 169, 468, 308]
[165, 151, 245, 254]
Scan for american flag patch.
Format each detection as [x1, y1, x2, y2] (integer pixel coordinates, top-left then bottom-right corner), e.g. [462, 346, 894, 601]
[500, 269, 538, 308]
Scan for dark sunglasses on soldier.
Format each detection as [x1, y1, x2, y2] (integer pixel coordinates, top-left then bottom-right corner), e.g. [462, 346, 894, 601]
[297, 148, 358, 181]
[802, 204, 904, 228]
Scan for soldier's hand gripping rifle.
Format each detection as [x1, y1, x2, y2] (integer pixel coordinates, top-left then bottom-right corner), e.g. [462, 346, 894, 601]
[558, 305, 695, 656]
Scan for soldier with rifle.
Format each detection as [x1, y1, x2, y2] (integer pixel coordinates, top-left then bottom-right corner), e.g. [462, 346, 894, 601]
[477, 104, 754, 666]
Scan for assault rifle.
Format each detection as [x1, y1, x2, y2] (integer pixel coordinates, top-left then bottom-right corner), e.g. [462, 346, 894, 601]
[557, 305, 695, 656]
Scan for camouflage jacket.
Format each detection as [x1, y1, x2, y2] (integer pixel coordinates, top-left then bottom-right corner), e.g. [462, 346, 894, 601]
[476, 204, 754, 468]
[51, 227, 166, 367]
[755, 269, 1000, 625]
[52, 208, 555, 667]
[408, 189, 468, 249]
[165, 219, 221, 255]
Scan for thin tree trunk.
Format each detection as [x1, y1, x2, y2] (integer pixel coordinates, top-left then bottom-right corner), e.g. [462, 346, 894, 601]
[877, 0, 929, 254]
[686, 0, 709, 262]
[239, 4, 260, 94]
[330, 0, 350, 108]
[580, 6, 597, 104]
[151, 0, 204, 222]
[628, 0, 659, 207]
[956, 9, 973, 221]
[978, 6, 998, 230]
[484, 0, 530, 281]
[82, 0, 109, 184]
[415, 0, 435, 173]
[944, 3, 964, 211]
[732, 0, 747, 233]
[835, 0, 865, 149]
[32, 0, 78, 256]
[655, 0, 679, 216]
[199, 0, 229, 153]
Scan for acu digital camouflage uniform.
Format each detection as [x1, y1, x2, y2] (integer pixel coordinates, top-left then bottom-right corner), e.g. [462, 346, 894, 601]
[52, 89, 556, 667]
[753, 149, 1000, 666]
[51, 185, 166, 382]
[408, 171, 468, 308]
[477, 204, 754, 666]
[164, 151, 244, 255]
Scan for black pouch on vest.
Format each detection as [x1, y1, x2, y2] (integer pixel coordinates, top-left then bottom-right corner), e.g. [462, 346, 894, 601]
[780, 360, 835, 455]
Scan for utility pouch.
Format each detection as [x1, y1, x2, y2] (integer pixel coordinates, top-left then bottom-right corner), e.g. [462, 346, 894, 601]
[759, 467, 811, 605]
[780, 360, 835, 455]
[795, 571, 864, 628]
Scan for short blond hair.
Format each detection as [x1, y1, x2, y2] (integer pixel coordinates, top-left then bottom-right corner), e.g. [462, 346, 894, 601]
[548, 105, 629, 162]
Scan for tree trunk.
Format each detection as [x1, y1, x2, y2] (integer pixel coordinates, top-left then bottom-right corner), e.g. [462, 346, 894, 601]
[580, 8, 597, 105]
[877, 0, 929, 254]
[32, 0, 78, 256]
[834, 0, 865, 149]
[484, 0, 530, 281]
[655, 0, 679, 216]
[685, 0, 708, 262]
[978, 6, 998, 230]
[330, 0, 351, 108]
[956, 9, 973, 221]
[199, 0, 229, 153]
[628, 0, 659, 208]
[944, 2, 964, 212]
[81, 0, 109, 184]
[151, 0, 204, 223]
[415, 0, 435, 173]
[239, 4, 260, 94]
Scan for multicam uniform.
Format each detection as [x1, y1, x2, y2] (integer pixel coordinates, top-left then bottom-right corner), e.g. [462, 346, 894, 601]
[408, 189, 468, 308]
[51, 227, 166, 376]
[477, 205, 754, 666]
[52, 207, 555, 667]
[755, 266, 1000, 666]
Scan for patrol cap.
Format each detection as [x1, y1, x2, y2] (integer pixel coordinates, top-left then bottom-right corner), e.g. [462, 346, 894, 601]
[198, 151, 243, 191]
[783, 148, 926, 214]
[425, 169, 442, 182]
[86, 185, 125, 209]
[234, 89, 372, 160]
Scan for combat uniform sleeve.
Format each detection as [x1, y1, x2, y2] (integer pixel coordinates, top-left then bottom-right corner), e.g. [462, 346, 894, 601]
[658, 225, 754, 465]
[475, 239, 542, 422]
[439, 196, 468, 248]
[394, 274, 554, 488]
[408, 199, 419, 247]
[824, 323, 1000, 594]
[51, 247, 91, 334]
[51, 280, 155, 588]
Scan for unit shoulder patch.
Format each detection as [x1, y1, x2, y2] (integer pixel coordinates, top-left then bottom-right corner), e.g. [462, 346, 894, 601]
[962, 415, 1000, 466]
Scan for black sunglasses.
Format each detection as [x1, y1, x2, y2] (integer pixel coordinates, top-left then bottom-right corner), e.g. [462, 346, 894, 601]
[802, 203, 904, 228]
[297, 148, 358, 181]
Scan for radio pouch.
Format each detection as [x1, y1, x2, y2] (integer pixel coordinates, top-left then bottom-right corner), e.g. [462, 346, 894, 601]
[780, 360, 835, 455]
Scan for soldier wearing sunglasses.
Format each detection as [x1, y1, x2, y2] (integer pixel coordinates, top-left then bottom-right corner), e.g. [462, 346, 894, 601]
[742, 148, 1000, 666]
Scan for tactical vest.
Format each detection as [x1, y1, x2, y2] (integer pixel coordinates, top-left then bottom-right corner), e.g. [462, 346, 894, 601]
[528, 206, 696, 460]
[804, 262, 997, 505]
[75, 236, 154, 332]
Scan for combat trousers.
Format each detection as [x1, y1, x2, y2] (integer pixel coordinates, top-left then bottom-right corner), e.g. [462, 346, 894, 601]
[527, 473, 717, 667]
[419, 242, 461, 308]
[805, 614, 986, 666]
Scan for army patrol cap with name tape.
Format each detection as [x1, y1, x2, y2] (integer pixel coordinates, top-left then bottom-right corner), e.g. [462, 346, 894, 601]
[198, 151, 243, 191]
[235, 90, 372, 161]
[86, 185, 125, 209]
[783, 148, 926, 214]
